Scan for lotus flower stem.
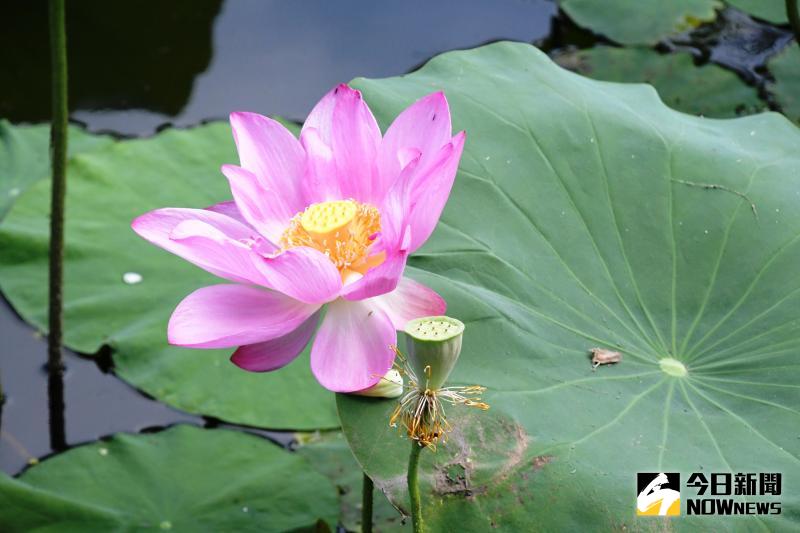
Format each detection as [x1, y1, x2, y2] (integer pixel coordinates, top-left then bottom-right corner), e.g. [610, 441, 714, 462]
[788, 0, 800, 45]
[392, 317, 488, 532]
[361, 473, 373, 533]
[47, 0, 68, 451]
[408, 442, 424, 533]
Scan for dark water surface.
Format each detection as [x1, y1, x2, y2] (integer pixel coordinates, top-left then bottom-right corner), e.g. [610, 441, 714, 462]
[0, 0, 557, 475]
[0, 298, 199, 473]
[1, 0, 556, 136]
[663, 7, 795, 90]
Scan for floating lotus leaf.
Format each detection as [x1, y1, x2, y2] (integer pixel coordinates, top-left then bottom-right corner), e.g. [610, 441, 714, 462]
[0, 120, 338, 430]
[0, 425, 338, 531]
[296, 431, 405, 531]
[554, 47, 764, 118]
[0, 120, 112, 220]
[337, 41, 800, 531]
[559, 0, 721, 45]
[768, 45, 800, 124]
[726, 0, 788, 24]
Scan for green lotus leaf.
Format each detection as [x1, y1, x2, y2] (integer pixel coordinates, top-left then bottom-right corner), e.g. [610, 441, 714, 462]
[554, 47, 765, 118]
[559, 0, 722, 45]
[768, 45, 800, 125]
[0, 425, 338, 532]
[0, 120, 338, 430]
[0, 120, 112, 220]
[726, 0, 789, 23]
[296, 431, 406, 532]
[337, 41, 800, 531]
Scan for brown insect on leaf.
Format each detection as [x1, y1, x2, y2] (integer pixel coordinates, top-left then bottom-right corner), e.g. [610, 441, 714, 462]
[589, 348, 622, 370]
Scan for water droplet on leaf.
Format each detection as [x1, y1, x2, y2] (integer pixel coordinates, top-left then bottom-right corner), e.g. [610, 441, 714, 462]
[123, 272, 143, 284]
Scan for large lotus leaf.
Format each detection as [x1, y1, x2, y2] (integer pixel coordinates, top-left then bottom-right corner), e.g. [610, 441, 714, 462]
[768, 45, 800, 124]
[296, 431, 406, 531]
[337, 42, 800, 531]
[0, 425, 338, 531]
[726, 0, 789, 23]
[559, 0, 721, 45]
[554, 47, 765, 118]
[0, 120, 338, 430]
[0, 120, 112, 220]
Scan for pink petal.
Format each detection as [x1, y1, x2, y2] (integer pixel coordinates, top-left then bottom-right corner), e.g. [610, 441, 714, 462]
[340, 244, 409, 301]
[168, 284, 319, 349]
[337, 156, 421, 302]
[397, 147, 422, 169]
[302, 84, 382, 204]
[310, 299, 396, 392]
[205, 201, 251, 227]
[132, 208, 339, 303]
[302, 85, 339, 143]
[378, 153, 420, 250]
[221, 164, 295, 243]
[299, 128, 341, 203]
[330, 87, 382, 202]
[254, 247, 342, 305]
[230, 311, 320, 372]
[132, 208, 269, 285]
[406, 131, 466, 252]
[229, 112, 306, 212]
[378, 92, 452, 195]
[370, 277, 446, 330]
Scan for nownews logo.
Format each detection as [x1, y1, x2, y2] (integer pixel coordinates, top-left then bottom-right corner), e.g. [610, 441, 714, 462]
[637, 473, 680, 516]
[637, 472, 782, 516]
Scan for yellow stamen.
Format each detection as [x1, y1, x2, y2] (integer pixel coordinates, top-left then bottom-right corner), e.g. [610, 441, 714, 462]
[388, 345, 490, 449]
[280, 199, 383, 279]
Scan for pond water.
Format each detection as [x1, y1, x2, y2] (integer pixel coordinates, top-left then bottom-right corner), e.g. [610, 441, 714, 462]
[0, 0, 794, 477]
[0, 0, 556, 136]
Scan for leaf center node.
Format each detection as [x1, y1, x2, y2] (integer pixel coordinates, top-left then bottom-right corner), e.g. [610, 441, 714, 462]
[658, 357, 687, 377]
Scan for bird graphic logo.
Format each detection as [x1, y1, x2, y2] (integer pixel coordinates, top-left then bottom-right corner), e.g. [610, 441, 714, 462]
[637, 473, 681, 516]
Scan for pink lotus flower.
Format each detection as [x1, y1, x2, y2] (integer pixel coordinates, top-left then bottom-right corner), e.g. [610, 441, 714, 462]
[132, 84, 465, 392]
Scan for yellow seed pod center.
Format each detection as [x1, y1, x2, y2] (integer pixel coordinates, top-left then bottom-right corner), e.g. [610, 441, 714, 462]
[280, 199, 382, 278]
[300, 200, 357, 236]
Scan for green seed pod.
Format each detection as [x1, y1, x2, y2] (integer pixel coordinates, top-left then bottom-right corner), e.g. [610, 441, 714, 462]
[404, 316, 465, 390]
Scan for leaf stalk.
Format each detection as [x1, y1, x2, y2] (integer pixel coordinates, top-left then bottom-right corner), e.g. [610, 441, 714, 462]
[47, 0, 68, 451]
[362, 472, 374, 533]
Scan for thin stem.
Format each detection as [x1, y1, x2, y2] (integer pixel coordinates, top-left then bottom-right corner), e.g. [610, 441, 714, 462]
[0, 368, 4, 434]
[361, 473, 373, 533]
[47, 0, 68, 452]
[788, 0, 800, 45]
[408, 442, 424, 533]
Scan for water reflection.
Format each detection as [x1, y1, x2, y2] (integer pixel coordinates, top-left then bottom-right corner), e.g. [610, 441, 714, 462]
[1, 0, 555, 135]
[0, 297, 201, 474]
[664, 7, 794, 84]
[0, 0, 221, 124]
